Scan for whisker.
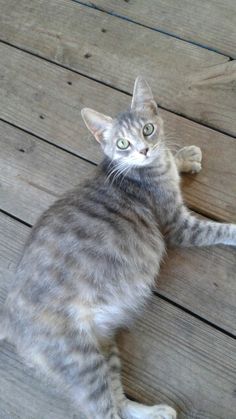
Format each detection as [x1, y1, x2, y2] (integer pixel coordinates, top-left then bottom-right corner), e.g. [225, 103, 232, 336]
[106, 160, 131, 186]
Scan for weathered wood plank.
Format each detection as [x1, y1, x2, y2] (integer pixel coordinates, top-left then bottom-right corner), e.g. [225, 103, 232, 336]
[0, 122, 94, 225]
[0, 211, 28, 273]
[1, 122, 236, 334]
[120, 297, 236, 418]
[159, 245, 236, 335]
[162, 112, 236, 222]
[1, 47, 236, 223]
[2, 1, 236, 136]
[0, 213, 236, 418]
[81, 0, 236, 58]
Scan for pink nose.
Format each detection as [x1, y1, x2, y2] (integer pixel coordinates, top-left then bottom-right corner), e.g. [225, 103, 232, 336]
[139, 147, 149, 156]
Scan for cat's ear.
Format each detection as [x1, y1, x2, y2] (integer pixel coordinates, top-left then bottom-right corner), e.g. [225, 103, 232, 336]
[131, 76, 158, 115]
[81, 108, 113, 143]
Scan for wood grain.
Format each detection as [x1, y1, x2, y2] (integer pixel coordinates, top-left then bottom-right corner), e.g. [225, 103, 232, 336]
[119, 297, 236, 419]
[1, 2, 236, 418]
[159, 245, 236, 335]
[0, 212, 235, 419]
[2, 0, 236, 136]
[81, 0, 236, 58]
[0, 121, 94, 225]
[1, 122, 236, 334]
[1, 48, 236, 223]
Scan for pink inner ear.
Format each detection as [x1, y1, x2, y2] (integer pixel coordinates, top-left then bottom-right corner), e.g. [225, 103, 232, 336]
[133, 99, 158, 116]
[131, 78, 158, 115]
[147, 100, 158, 115]
[81, 108, 113, 143]
[94, 127, 106, 143]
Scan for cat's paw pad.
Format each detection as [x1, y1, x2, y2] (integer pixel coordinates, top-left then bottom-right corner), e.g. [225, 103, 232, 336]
[188, 161, 202, 174]
[149, 404, 177, 419]
[176, 145, 202, 174]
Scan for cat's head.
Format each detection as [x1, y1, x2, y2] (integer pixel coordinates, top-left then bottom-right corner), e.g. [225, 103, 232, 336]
[81, 77, 164, 167]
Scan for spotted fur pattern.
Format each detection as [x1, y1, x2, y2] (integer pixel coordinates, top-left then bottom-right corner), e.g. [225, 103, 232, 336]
[1, 77, 236, 419]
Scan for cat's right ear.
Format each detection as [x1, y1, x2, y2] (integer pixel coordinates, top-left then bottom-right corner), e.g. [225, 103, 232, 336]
[81, 108, 113, 143]
[131, 76, 158, 115]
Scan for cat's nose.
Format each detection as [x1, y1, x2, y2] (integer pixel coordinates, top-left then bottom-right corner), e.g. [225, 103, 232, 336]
[139, 147, 149, 156]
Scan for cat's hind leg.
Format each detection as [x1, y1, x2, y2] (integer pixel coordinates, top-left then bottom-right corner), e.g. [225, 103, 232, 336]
[104, 341, 177, 419]
[174, 146, 202, 174]
[26, 335, 121, 419]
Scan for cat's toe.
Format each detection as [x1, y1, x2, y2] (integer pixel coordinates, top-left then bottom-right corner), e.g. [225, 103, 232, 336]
[176, 145, 202, 173]
[179, 160, 202, 174]
[188, 145, 202, 160]
[181, 145, 202, 162]
[150, 404, 177, 419]
[190, 161, 202, 173]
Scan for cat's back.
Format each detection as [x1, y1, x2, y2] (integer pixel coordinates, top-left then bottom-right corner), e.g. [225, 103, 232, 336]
[22, 165, 163, 272]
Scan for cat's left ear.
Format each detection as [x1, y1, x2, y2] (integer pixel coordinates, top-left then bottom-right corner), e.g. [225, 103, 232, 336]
[131, 76, 158, 115]
[81, 108, 113, 143]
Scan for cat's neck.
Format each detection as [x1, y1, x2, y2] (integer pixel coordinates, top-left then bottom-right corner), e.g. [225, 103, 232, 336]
[101, 157, 149, 187]
[100, 150, 170, 190]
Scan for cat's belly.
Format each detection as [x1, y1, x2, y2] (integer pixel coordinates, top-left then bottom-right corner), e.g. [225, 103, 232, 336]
[93, 282, 153, 334]
[61, 227, 165, 337]
[91, 236, 165, 334]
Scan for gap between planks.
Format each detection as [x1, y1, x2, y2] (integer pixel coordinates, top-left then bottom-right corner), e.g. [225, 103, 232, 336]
[0, 44, 236, 223]
[1, 1, 236, 136]
[72, 0, 235, 59]
[0, 39, 235, 143]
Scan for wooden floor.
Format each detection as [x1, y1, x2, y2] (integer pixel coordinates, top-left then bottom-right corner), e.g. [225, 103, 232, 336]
[0, 1, 236, 418]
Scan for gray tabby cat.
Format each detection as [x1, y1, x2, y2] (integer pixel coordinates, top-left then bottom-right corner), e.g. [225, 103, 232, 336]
[1, 77, 236, 419]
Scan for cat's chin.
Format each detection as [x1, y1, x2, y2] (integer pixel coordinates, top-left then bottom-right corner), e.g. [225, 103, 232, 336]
[134, 154, 159, 168]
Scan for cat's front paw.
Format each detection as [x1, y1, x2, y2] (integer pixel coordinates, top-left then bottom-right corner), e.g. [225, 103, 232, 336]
[121, 401, 176, 419]
[175, 145, 202, 174]
[148, 404, 177, 419]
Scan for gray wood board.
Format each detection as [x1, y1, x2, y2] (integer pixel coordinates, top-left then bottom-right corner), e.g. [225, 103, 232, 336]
[1, 1, 236, 136]
[0, 213, 236, 418]
[81, 0, 236, 58]
[1, 46, 236, 223]
[1, 121, 236, 334]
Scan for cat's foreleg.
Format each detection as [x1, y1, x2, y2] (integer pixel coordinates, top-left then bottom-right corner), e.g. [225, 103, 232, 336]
[104, 342, 177, 419]
[166, 207, 236, 247]
[174, 146, 202, 174]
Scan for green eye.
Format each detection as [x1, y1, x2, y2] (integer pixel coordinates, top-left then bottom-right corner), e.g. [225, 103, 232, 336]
[143, 123, 154, 136]
[116, 138, 130, 150]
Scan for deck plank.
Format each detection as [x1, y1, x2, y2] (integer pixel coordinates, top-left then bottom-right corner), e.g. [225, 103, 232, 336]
[0, 121, 93, 225]
[81, 0, 236, 58]
[0, 213, 236, 419]
[1, 47, 236, 223]
[2, 1, 236, 136]
[120, 297, 236, 419]
[1, 1, 236, 418]
[1, 121, 236, 334]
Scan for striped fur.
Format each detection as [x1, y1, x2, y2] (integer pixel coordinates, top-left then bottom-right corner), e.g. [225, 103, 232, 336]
[1, 77, 235, 419]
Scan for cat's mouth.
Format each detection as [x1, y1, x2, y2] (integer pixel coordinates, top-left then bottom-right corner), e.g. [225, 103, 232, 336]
[135, 152, 158, 167]
[141, 146, 159, 161]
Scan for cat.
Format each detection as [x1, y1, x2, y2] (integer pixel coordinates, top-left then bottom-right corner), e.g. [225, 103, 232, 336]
[1, 76, 236, 419]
